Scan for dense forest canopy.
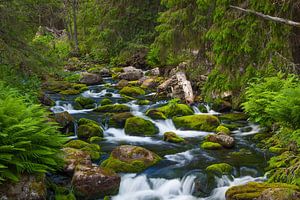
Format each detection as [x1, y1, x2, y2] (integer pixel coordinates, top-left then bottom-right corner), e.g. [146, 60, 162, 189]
[0, 0, 300, 199]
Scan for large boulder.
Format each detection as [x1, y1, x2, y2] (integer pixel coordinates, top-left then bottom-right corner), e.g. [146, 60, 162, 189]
[101, 145, 161, 173]
[77, 118, 103, 141]
[0, 174, 46, 200]
[158, 70, 194, 104]
[206, 133, 235, 148]
[124, 116, 159, 136]
[226, 182, 300, 200]
[62, 147, 92, 174]
[80, 72, 103, 85]
[118, 66, 143, 81]
[94, 104, 130, 113]
[172, 115, 220, 132]
[72, 165, 121, 199]
[54, 111, 75, 135]
[109, 112, 134, 128]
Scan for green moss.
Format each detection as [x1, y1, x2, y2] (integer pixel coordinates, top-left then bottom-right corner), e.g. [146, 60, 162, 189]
[101, 98, 113, 106]
[124, 117, 159, 136]
[225, 182, 300, 200]
[101, 146, 161, 173]
[55, 193, 76, 200]
[163, 132, 185, 143]
[145, 109, 167, 120]
[120, 86, 145, 97]
[201, 142, 222, 150]
[155, 103, 194, 118]
[109, 112, 134, 128]
[71, 83, 88, 92]
[219, 113, 248, 122]
[206, 163, 233, 175]
[59, 89, 80, 95]
[137, 99, 150, 105]
[198, 104, 208, 113]
[77, 118, 103, 140]
[172, 115, 220, 132]
[216, 125, 230, 135]
[74, 96, 95, 109]
[64, 139, 101, 160]
[94, 104, 130, 113]
[88, 136, 104, 143]
[269, 146, 287, 154]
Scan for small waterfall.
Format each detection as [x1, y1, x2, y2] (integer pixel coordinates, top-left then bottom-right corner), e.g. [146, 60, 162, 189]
[50, 101, 94, 114]
[113, 174, 198, 200]
[82, 89, 121, 98]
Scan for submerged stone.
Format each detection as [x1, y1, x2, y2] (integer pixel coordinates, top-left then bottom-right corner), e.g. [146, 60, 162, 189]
[101, 145, 161, 173]
[124, 116, 159, 136]
[172, 114, 220, 132]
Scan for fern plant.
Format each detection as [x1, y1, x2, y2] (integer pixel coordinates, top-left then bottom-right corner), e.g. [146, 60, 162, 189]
[0, 83, 68, 183]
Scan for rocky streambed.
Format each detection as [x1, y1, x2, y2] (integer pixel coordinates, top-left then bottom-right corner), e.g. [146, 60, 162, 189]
[40, 65, 297, 200]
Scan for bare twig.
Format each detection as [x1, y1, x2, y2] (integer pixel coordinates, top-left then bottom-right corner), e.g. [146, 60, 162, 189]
[230, 5, 300, 28]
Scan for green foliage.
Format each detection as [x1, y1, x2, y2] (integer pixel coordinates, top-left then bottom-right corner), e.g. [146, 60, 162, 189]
[243, 74, 299, 128]
[0, 83, 67, 183]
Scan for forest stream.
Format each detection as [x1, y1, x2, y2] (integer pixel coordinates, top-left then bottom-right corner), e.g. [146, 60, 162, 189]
[49, 76, 269, 200]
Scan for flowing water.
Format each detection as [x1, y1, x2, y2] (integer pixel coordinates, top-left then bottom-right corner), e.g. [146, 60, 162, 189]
[49, 78, 269, 200]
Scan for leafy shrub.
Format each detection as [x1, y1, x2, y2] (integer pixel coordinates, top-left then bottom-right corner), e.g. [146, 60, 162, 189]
[0, 83, 67, 183]
[242, 74, 298, 128]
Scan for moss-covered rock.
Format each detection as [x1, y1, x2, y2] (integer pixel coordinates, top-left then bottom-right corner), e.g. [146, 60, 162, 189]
[225, 182, 300, 200]
[116, 79, 129, 89]
[94, 104, 130, 113]
[206, 133, 235, 148]
[101, 98, 113, 106]
[54, 111, 75, 134]
[74, 96, 96, 109]
[62, 147, 92, 174]
[101, 145, 161, 173]
[219, 113, 248, 122]
[88, 136, 104, 144]
[109, 112, 134, 128]
[201, 142, 223, 150]
[137, 99, 151, 105]
[206, 163, 233, 176]
[124, 117, 159, 136]
[64, 139, 101, 160]
[77, 118, 103, 140]
[71, 83, 88, 92]
[145, 109, 167, 120]
[120, 86, 145, 97]
[163, 132, 185, 143]
[256, 188, 300, 200]
[172, 115, 220, 132]
[59, 89, 81, 95]
[216, 125, 231, 135]
[154, 103, 194, 118]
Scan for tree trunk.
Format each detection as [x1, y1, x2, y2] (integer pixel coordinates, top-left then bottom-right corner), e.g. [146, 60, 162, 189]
[72, 0, 79, 53]
[290, 3, 300, 74]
